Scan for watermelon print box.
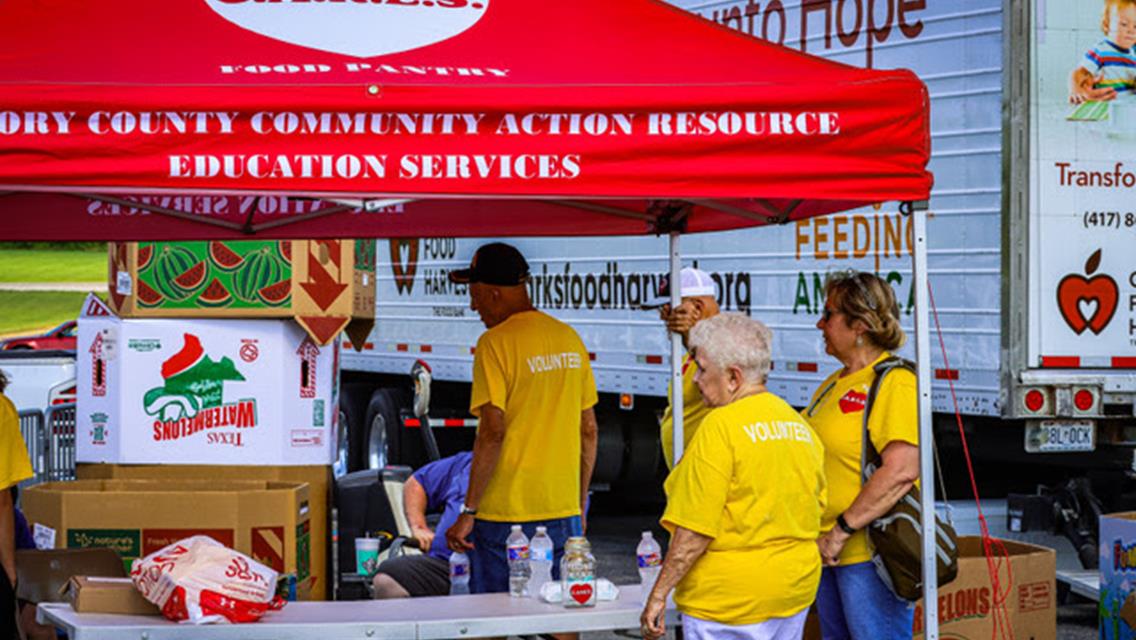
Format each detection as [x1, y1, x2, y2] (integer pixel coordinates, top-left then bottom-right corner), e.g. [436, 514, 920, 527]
[77, 294, 336, 466]
[106, 239, 376, 346]
[21, 479, 313, 601]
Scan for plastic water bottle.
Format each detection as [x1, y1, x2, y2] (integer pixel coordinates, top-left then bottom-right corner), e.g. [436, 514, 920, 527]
[529, 526, 554, 598]
[449, 551, 471, 595]
[636, 531, 662, 604]
[506, 525, 531, 597]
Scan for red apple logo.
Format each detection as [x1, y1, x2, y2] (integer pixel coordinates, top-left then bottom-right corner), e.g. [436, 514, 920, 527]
[1057, 249, 1118, 335]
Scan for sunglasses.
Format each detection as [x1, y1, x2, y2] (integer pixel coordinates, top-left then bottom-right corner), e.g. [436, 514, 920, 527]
[825, 269, 878, 311]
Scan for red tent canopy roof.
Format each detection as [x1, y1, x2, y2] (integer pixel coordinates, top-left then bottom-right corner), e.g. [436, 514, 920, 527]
[0, 0, 931, 240]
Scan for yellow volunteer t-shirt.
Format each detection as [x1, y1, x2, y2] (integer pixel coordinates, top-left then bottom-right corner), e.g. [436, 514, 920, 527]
[804, 353, 919, 566]
[660, 354, 713, 469]
[470, 310, 598, 522]
[0, 395, 33, 490]
[662, 392, 826, 625]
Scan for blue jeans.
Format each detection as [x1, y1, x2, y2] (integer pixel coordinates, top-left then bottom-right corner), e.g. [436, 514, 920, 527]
[816, 561, 914, 640]
[469, 516, 582, 594]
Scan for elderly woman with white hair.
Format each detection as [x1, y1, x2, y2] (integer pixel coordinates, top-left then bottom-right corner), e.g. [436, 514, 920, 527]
[641, 313, 827, 640]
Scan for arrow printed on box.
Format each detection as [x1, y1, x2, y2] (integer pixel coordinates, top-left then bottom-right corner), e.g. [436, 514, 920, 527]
[297, 316, 350, 346]
[300, 241, 348, 311]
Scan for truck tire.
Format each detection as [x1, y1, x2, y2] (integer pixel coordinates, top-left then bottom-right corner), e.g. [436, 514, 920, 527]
[339, 383, 370, 472]
[363, 388, 408, 469]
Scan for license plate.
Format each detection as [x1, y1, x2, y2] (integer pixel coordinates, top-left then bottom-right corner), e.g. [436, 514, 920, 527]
[1025, 420, 1095, 453]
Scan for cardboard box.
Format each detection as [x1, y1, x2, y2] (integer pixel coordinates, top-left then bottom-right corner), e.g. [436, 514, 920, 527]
[107, 239, 376, 346]
[65, 576, 159, 615]
[913, 537, 1055, 639]
[22, 479, 313, 600]
[1101, 512, 1136, 639]
[77, 463, 331, 601]
[805, 537, 1057, 640]
[77, 294, 337, 467]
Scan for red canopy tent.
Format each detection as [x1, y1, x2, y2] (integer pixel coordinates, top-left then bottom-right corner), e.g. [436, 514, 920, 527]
[0, 0, 947, 634]
[0, 0, 929, 239]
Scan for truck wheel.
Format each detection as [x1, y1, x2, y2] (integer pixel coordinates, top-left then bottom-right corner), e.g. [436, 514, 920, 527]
[364, 388, 406, 469]
[334, 405, 350, 476]
[339, 383, 369, 472]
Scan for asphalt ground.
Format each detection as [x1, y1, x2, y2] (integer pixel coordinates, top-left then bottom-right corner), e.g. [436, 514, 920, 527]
[581, 500, 1098, 640]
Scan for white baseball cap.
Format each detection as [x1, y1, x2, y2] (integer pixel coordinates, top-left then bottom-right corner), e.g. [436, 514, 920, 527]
[641, 267, 717, 309]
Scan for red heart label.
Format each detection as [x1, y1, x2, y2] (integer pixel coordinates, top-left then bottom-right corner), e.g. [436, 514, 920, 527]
[569, 583, 593, 604]
[838, 390, 867, 414]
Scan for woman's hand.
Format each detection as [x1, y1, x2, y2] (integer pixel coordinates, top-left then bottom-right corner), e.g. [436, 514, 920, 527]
[641, 594, 668, 640]
[817, 528, 851, 567]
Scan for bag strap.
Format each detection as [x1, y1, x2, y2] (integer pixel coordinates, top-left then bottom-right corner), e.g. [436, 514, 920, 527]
[859, 355, 915, 485]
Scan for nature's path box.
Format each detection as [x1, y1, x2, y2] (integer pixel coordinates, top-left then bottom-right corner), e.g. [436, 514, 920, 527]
[106, 239, 376, 346]
[78, 463, 331, 601]
[78, 295, 336, 466]
[22, 479, 313, 600]
[1101, 512, 1136, 639]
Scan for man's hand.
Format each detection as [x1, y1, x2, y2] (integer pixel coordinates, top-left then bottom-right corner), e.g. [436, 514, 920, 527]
[446, 513, 475, 552]
[640, 594, 668, 640]
[409, 524, 435, 552]
[817, 528, 851, 567]
[660, 302, 700, 336]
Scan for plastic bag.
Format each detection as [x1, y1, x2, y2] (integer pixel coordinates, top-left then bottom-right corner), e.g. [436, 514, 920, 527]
[538, 578, 619, 603]
[130, 535, 284, 624]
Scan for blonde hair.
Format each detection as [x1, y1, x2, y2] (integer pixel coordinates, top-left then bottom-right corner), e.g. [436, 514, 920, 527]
[1102, 0, 1136, 36]
[824, 271, 905, 351]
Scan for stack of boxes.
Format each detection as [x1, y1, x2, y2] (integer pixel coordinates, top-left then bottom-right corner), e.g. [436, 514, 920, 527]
[22, 239, 377, 600]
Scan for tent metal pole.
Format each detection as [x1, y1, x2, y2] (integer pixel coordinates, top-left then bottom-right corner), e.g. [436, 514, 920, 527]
[912, 203, 938, 639]
[669, 231, 684, 467]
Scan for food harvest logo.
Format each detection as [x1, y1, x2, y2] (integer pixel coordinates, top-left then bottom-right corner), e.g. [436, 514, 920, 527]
[390, 239, 420, 295]
[205, 0, 490, 58]
[144, 334, 257, 444]
[1057, 249, 1119, 335]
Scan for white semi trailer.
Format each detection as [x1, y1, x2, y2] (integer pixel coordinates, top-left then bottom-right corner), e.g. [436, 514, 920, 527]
[338, 1, 1136, 548]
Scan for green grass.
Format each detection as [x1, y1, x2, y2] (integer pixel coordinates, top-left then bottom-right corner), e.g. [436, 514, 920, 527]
[0, 248, 107, 283]
[0, 291, 97, 335]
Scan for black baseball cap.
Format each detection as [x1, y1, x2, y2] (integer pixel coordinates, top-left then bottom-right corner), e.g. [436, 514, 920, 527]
[448, 242, 530, 286]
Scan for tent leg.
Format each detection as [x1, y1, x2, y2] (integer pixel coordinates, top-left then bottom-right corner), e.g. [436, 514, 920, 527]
[912, 204, 938, 639]
[669, 232, 684, 467]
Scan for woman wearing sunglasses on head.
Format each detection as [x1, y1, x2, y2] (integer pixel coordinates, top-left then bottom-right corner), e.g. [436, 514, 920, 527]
[805, 271, 919, 639]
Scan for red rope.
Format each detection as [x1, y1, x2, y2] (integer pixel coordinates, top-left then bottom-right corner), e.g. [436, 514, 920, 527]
[927, 280, 1015, 640]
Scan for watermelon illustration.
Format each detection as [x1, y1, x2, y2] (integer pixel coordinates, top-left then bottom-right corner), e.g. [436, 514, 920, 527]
[136, 244, 154, 270]
[233, 247, 285, 303]
[197, 278, 233, 308]
[209, 241, 244, 271]
[276, 240, 292, 264]
[137, 281, 164, 308]
[173, 260, 208, 297]
[149, 245, 198, 302]
[257, 279, 292, 306]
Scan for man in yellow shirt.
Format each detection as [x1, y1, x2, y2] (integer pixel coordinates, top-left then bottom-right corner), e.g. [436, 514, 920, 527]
[444, 243, 599, 595]
[0, 371, 34, 632]
[643, 267, 719, 468]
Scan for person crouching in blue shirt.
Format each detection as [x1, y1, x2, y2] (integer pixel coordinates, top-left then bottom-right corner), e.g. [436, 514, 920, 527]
[372, 452, 472, 598]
